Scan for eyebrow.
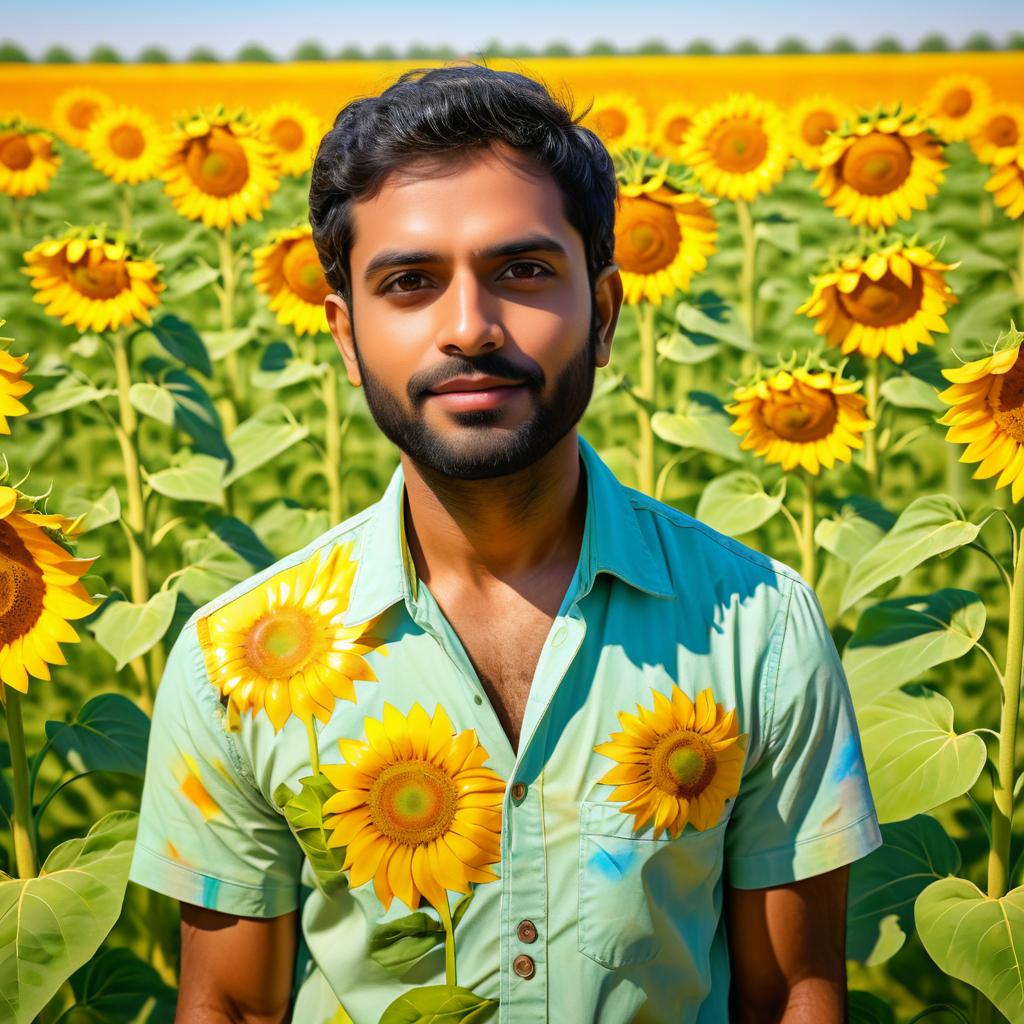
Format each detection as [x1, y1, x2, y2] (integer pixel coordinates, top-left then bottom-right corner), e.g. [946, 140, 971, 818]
[362, 233, 569, 283]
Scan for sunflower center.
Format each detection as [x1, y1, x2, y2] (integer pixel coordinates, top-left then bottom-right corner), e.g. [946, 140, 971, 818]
[594, 108, 628, 141]
[0, 521, 45, 648]
[838, 268, 924, 327]
[761, 383, 840, 442]
[282, 238, 331, 304]
[245, 606, 316, 678]
[184, 127, 250, 197]
[369, 760, 459, 846]
[270, 117, 304, 152]
[986, 115, 1019, 148]
[650, 730, 716, 799]
[708, 118, 769, 173]
[988, 353, 1024, 444]
[0, 134, 34, 171]
[664, 115, 692, 144]
[942, 88, 972, 118]
[802, 110, 838, 146]
[68, 99, 101, 130]
[109, 123, 146, 159]
[840, 132, 913, 196]
[614, 196, 682, 275]
[67, 256, 130, 299]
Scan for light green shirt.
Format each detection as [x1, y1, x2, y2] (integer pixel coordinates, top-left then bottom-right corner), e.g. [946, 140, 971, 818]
[129, 433, 882, 1023]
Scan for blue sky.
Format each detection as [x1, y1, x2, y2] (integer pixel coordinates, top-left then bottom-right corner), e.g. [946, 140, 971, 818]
[2, 0, 1020, 58]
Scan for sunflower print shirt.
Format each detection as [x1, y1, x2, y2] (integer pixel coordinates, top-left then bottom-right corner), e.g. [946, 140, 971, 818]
[129, 433, 882, 1024]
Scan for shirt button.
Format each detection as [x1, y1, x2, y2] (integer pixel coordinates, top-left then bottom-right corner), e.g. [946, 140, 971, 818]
[551, 626, 567, 647]
[510, 781, 527, 803]
[517, 919, 538, 943]
[512, 954, 536, 979]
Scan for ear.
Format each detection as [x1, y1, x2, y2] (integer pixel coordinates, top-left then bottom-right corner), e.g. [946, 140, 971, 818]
[325, 293, 361, 387]
[592, 263, 623, 370]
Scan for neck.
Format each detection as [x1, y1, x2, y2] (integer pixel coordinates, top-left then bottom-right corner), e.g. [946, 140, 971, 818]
[400, 430, 587, 596]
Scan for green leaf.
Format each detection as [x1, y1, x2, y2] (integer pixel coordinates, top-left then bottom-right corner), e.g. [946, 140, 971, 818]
[656, 331, 721, 365]
[252, 358, 326, 390]
[45, 693, 151, 778]
[163, 260, 220, 300]
[59, 485, 121, 533]
[916, 877, 1024, 1022]
[843, 590, 986, 708]
[148, 453, 226, 505]
[204, 326, 256, 360]
[859, 687, 986, 823]
[275, 774, 347, 897]
[651, 406, 742, 462]
[675, 299, 754, 351]
[847, 991, 896, 1024]
[129, 382, 175, 426]
[172, 534, 251, 604]
[847, 815, 961, 965]
[165, 369, 232, 465]
[224, 403, 310, 485]
[753, 219, 799, 254]
[69, 945, 176, 1023]
[148, 314, 212, 377]
[211, 515, 275, 571]
[879, 375, 945, 412]
[90, 590, 177, 670]
[695, 470, 786, 536]
[370, 893, 475, 976]
[839, 496, 981, 614]
[0, 811, 137, 1024]
[815, 502, 890, 565]
[379, 985, 498, 1024]
[25, 378, 115, 418]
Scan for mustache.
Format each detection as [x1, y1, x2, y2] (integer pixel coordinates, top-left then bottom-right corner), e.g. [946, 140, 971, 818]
[413, 355, 543, 399]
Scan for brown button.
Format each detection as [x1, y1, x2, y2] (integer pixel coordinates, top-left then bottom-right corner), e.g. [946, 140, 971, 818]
[510, 781, 527, 802]
[517, 920, 538, 943]
[512, 954, 535, 979]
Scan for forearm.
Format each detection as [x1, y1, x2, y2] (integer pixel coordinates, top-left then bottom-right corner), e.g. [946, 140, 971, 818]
[175, 996, 290, 1024]
[733, 978, 846, 1024]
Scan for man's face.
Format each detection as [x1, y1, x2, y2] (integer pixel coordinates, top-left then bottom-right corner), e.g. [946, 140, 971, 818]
[325, 143, 622, 480]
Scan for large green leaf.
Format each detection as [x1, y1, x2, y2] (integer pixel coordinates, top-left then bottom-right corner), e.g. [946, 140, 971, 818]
[695, 470, 786, 536]
[67, 946, 176, 1023]
[839, 496, 981, 614]
[370, 894, 474, 976]
[651, 405, 742, 462]
[379, 985, 497, 1024]
[172, 534, 251, 605]
[847, 815, 961, 965]
[814, 501, 892, 565]
[59, 485, 121, 534]
[164, 370, 232, 465]
[148, 453, 226, 505]
[858, 686, 986, 824]
[843, 590, 986, 709]
[916, 877, 1024, 1022]
[275, 774, 347, 897]
[0, 811, 137, 1024]
[162, 260, 220, 300]
[224, 403, 310, 485]
[25, 378, 115, 418]
[879, 375, 944, 412]
[148, 314, 212, 377]
[128, 382, 175, 426]
[847, 991, 896, 1024]
[656, 331, 720, 365]
[90, 590, 177, 670]
[675, 298, 754, 351]
[45, 694, 151, 778]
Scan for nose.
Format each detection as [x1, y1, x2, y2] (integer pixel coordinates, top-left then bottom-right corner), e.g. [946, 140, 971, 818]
[434, 266, 504, 357]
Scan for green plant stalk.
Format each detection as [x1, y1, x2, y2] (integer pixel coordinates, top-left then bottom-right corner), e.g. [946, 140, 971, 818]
[799, 469, 816, 591]
[8, 194, 23, 238]
[3, 688, 38, 878]
[863, 358, 881, 495]
[438, 892, 457, 987]
[216, 225, 243, 434]
[636, 302, 657, 497]
[305, 716, 320, 776]
[322, 363, 344, 524]
[120, 183, 133, 235]
[735, 198, 757, 341]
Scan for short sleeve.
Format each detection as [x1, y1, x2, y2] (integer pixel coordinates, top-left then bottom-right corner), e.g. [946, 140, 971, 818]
[128, 619, 302, 916]
[724, 576, 883, 889]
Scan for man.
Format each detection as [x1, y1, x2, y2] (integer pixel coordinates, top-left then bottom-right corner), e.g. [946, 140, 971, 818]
[129, 64, 883, 1023]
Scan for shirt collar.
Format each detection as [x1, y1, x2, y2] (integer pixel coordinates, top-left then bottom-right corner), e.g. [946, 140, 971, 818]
[341, 433, 674, 627]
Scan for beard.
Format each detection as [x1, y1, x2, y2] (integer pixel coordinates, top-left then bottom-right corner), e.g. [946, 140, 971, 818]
[350, 308, 600, 481]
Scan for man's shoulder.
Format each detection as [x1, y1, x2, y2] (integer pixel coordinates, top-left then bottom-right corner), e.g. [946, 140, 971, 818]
[184, 499, 381, 629]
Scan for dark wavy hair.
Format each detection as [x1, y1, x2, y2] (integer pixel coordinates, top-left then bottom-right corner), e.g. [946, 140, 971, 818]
[308, 63, 617, 306]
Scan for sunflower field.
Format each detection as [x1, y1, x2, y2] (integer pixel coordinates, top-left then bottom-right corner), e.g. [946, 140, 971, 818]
[2, 52, 1024, 1024]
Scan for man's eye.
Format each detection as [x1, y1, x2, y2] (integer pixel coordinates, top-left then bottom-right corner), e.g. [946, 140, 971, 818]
[501, 261, 551, 281]
[383, 272, 429, 293]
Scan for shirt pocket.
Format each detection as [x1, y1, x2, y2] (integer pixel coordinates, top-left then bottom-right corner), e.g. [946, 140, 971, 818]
[577, 799, 729, 970]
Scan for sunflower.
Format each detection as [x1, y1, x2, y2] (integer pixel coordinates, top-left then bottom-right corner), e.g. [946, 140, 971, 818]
[595, 684, 747, 838]
[0, 321, 32, 435]
[0, 117, 61, 198]
[796, 238, 957, 364]
[650, 101, 698, 159]
[788, 96, 855, 170]
[161, 106, 281, 229]
[258, 101, 322, 177]
[85, 104, 169, 185]
[985, 147, 1024, 220]
[252, 225, 331, 334]
[22, 230, 164, 334]
[51, 87, 113, 148]
[676, 93, 789, 201]
[936, 328, 1024, 503]
[971, 103, 1024, 166]
[814, 109, 946, 228]
[725, 359, 875, 475]
[923, 73, 991, 143]
[613, 150, 718, 305]
[582, 91, 649, 154]
[0, 486, 96, 695]
[321, 702, 504, 912]
[197, 540, 388, 733]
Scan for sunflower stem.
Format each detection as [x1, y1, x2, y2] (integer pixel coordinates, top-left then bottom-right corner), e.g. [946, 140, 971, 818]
[8, 194, 23, 238]
[120, 183, 134, 236]
[322, 362, 345, 524]
[798, 469, 817, 592]
[636, 302, 657, 497]
[2, 688, 38, 878]
[735, 198, 757, 342]
[305, 716, 320, 776]
[438, 891, 457, 987]
[863, 359, 882, 495]
[216, 225, 243, 435]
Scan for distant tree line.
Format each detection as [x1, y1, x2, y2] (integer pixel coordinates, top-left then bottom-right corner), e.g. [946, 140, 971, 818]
[1, 32, 1022, 63]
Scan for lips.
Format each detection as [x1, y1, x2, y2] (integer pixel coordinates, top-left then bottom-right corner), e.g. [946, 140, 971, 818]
[428, 376, 526, 395]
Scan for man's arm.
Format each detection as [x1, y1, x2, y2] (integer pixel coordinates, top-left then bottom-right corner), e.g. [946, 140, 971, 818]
[177, 904, 298, 1024]
[726, 865, 849, 1024]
